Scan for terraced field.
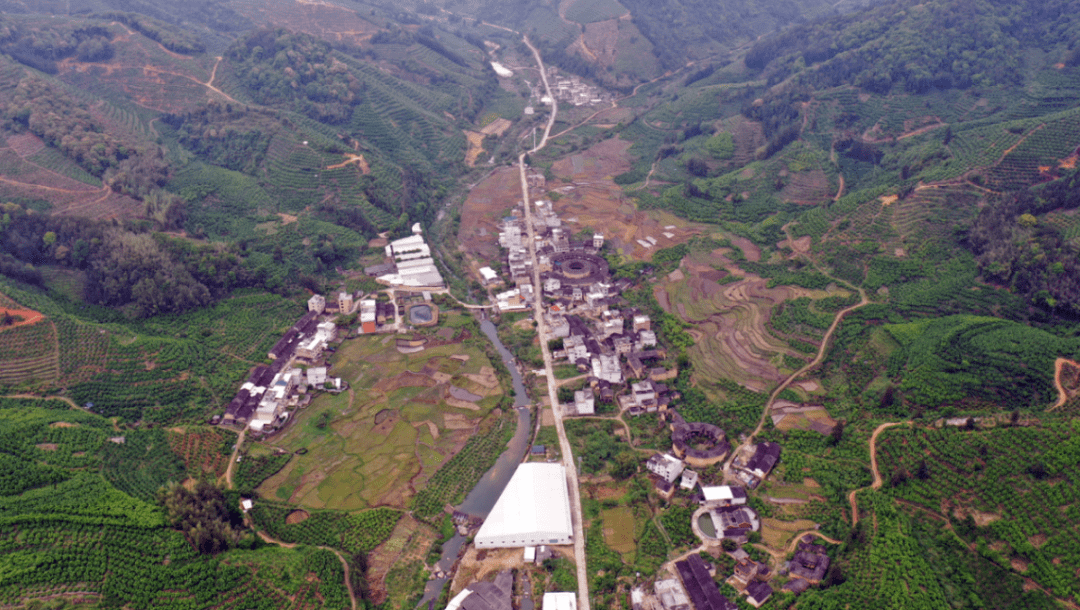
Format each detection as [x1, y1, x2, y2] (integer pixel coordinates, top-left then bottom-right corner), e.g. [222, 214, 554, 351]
[659, 259, 811, 392]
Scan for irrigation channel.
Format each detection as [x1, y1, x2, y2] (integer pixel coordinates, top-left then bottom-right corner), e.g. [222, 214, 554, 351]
[415, 315, 534, 609]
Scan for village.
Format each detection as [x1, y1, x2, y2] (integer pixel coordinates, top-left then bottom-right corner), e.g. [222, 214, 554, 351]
[218, 225, 448, 434]
[433, 163, 823, 610]
[215, 169, 816, 610]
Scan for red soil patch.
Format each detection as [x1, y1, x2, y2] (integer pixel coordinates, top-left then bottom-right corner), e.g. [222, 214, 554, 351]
[0, 307, 44, 331]
[728, 236, 761, 262]
[35, 443, 59, 451]
[459, 167, 523, 261]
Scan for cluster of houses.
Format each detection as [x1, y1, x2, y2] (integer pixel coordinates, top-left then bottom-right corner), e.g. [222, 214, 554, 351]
[545, 67, 609, 107]
[219, 293, 353, 433]
[364, 224, 445, 289]
[636, 426, 793, 608]
[485, 192, 680, 417]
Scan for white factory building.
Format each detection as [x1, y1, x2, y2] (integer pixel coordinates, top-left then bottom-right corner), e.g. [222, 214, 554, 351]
[378, 226, 445, 288]
[474, 463, 573, 548]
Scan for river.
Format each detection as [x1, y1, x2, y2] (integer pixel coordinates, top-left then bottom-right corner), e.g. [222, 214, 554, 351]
[416, 317, 533, 609]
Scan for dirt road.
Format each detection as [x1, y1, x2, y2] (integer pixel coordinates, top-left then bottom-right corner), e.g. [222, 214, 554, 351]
[224, 428, 246, 490]
[1, 394, 81, 409]
[848, 421, 909, 526]
[1051, 357, 1079, 410]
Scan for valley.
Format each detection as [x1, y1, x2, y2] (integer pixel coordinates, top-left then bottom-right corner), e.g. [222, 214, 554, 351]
[2, 0, 1080, 609]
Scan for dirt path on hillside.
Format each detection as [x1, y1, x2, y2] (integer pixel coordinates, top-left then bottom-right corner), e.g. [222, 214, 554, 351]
[1051, 357, 1080, 410]
[848, 421, 910, 526]
[225, 428, 246, 490]
[1, 394, 81, 409]
[256, 531, 358, 610]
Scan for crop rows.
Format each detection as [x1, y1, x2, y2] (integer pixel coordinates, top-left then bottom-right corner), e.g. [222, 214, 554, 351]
[564, 0, 627, 23]
[411, 411, 516, 520]
[25, 146, 102, 186]
[890, 184, 978, 243]
[54, 316, 111, 385]
[102, 429, 186, 502]
[0, 320, 58, 386]
[877, 424, 1080, 599]
[984, 113, 1080, 191]
[250, 503, 401, 555]
[233, 453, 292, 495]
[166, 427, 233, 478]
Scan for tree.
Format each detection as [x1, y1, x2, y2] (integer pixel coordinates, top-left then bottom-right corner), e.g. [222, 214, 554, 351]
[916, 460, 930, 481]
[159, 481, 242, 554]
[829, 420, 845, 446]
[611, 451, 639, 480]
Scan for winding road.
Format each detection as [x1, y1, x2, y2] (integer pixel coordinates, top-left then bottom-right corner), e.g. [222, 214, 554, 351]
[226, 428, 357, 610]
[848, 421, 910, 527]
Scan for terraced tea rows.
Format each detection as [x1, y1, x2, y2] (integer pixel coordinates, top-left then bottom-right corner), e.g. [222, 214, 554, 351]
[0, 320, 58, 386]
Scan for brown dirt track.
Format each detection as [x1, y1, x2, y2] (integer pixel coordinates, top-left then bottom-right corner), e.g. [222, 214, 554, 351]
[1052, 357, 1080, 410]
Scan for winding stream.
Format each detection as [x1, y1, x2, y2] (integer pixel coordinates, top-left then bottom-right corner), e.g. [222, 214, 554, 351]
[416, 318, 533, 608]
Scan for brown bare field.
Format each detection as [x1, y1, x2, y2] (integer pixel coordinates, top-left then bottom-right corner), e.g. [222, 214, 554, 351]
[548, 138, 702, 259]
[0, 306, 44, 330]
[480, 118, 513, 137]
[780, 169, 831, 205]
[451, 547, 538, 596]
[728, 236, 761, 262]
[231, 0, 379, 47]
[773, 404, 838, 435]
[286, 509, 311, 524]
[464, 131, 485, 167]
[458, 167, 522, 261]
[582, 20, 620, 69]
[460, 137, 704, 263]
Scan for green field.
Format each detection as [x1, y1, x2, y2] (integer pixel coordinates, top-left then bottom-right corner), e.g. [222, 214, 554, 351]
[257, 333, 504, 511]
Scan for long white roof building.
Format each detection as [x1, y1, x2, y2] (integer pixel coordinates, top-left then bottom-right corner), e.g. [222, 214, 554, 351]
[474, 463, 573, 548]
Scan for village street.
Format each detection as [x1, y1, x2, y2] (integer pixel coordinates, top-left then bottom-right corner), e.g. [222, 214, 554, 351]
[516, 35, 592, 610]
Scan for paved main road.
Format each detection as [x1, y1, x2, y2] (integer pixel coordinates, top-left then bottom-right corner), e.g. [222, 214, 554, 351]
[516, 35, 590, 610]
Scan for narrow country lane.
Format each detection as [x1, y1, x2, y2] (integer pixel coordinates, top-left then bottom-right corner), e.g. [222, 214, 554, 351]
[849, 421, 910, 526]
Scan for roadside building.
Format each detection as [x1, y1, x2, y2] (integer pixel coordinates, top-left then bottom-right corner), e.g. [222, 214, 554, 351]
[474, 463, 573, 548]
[542, 592, 577, 610]
[654, 578, 691, 610]
[700, 485, 748, 506]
